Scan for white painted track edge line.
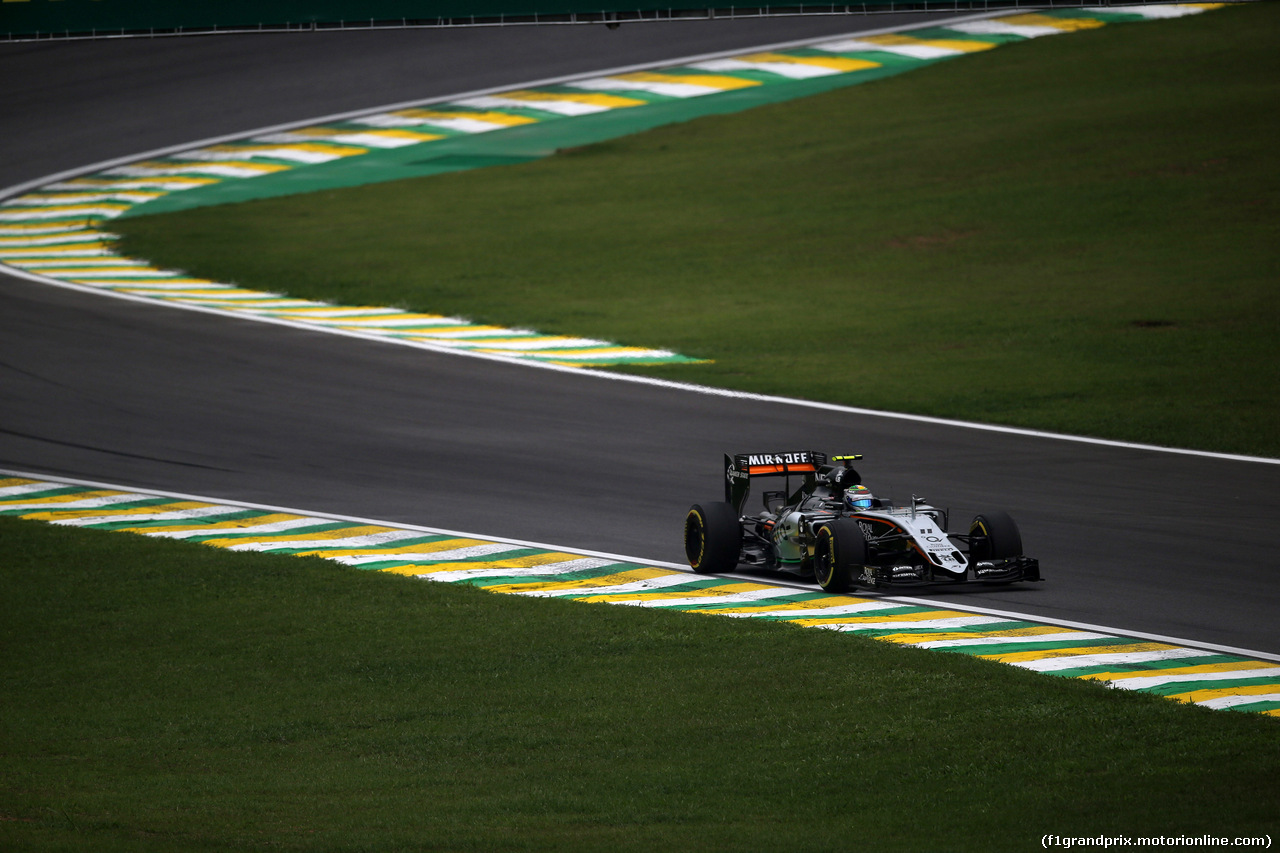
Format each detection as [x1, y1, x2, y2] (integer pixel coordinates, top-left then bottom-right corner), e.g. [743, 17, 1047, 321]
[6, 265, 1276, 467]
[6, 466, 1279, 665]
[0, 11, 1008, 204]
[0, 467, 690, 568]
[884, 595, 1280, 664]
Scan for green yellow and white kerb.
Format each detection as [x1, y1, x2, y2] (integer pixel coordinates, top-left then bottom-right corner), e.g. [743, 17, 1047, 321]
[4, 473, 1277, 718]
[0, 4, 1223, 368]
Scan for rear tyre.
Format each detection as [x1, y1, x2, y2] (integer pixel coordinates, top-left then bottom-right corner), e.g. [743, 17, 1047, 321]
[969, 511, 1023, 561]
[684, 502, 742, 574]
[813, 518, 867, 593]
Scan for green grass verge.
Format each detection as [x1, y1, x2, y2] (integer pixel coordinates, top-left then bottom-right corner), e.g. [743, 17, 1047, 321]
[115, 3, 1280, 459]
[1, 514, 1277, 851]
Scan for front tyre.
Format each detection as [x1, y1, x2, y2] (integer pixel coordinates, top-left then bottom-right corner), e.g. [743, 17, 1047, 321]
[969, 511, 1023, 561]
[813, 518, 868, 593]
[684, 502, 742, 574]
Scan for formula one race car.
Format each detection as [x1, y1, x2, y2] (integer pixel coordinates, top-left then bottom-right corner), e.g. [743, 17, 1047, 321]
[683, 451, 1041, 592]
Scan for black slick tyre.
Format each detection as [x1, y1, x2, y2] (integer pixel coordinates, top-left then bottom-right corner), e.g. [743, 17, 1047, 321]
[684, 502, 741, 574]
[813, 518, 867, 593]
[969, 511, 1023, 561]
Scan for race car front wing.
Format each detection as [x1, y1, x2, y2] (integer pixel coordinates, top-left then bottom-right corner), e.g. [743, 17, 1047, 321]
[859, 555, 1042, 588]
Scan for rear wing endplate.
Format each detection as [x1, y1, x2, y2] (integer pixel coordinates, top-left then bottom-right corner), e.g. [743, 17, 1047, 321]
[724, 451, 828, 514]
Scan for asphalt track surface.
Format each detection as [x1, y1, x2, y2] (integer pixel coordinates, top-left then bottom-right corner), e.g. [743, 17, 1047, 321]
[3, 15, 1279, 656]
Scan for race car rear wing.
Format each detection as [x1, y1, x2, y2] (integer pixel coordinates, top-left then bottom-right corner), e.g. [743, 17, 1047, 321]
[725, 451, 861, 514]
[724, 451, 864, 513]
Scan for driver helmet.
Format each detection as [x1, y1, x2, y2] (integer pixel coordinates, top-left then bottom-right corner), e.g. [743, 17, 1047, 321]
[845, 485, 875, 511]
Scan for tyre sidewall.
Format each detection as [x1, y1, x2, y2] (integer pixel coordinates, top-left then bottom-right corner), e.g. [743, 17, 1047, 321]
[685, 502, 741, 573]
[969, 511, 1023, 561]
[815, 518, 865, 593]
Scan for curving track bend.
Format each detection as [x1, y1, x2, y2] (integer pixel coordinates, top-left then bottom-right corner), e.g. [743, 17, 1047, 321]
[2, 13, 1278, 660]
